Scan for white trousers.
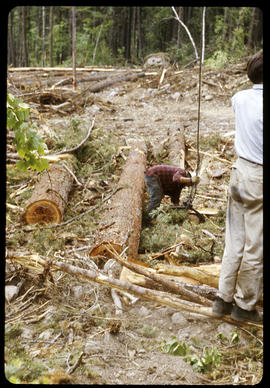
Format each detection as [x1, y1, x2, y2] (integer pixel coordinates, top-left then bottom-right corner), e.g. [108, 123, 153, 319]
[217, 157, 263, 311]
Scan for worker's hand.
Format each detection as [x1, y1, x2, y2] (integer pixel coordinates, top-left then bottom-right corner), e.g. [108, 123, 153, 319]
[191, 176, 200, 185]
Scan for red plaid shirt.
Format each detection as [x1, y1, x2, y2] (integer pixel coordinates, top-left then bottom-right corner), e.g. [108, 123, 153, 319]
[145, 165, 190, 204]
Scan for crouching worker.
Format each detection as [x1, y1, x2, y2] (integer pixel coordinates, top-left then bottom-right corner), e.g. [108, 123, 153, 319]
[144, 164, 200, 213]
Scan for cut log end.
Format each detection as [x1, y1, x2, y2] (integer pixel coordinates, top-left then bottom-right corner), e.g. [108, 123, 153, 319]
[24, 200, 62, 224]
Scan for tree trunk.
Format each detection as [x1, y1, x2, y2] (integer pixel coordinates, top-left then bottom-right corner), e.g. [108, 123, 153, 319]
[71, 6, 76, 90]
[247, 7, 256, 54]
[42, 6, 46, 67]
[168, 126, 186, 168]
[89, 138, 147, 260]
[49, 6, 54, 67]
[8, 10, 15, 66]
[87, 71, 145, 93]
[21, 6, 29, 67]
[24, 160, 74, 224]
[130, 7, 136, 62]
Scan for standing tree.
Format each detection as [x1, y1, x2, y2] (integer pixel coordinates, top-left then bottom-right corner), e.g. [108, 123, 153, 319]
[42, 6, 46, 66]
[72, 6, 76, 90]
[49, 6, 54, 67]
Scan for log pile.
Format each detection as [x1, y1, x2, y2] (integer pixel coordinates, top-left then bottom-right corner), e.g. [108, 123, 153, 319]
[7, 64, 250, 116]
[6, 250, 262, 330]
[7, 67, 146, 115]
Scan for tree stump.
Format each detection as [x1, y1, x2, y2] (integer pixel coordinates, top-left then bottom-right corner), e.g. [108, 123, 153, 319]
[24, 162, 74, 224]
[89, 138, 147, 260]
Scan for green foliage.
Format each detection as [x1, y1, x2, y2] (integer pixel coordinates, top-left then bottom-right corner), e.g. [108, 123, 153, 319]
[161, 336, 190, 356]
[161, 336, 222, 374]
[217, 329, 239, 345]
[204, 50, 228, 70]
[7, 93, 49, 172]
[185, 346, 221, 373]
[9, 6, 262, 67]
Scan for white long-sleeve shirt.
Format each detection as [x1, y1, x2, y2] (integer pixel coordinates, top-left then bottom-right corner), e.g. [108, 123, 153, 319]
[232, 84, 263, 165]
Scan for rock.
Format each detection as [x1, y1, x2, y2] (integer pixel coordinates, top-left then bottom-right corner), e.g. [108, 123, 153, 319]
[217, 322, 235, 339]
[171, 312, 188, 327]
[72, 285, 84, 299]
[39, 328, 54, 340]
[138, 306, 150, 318]
[84, 341, 104, 355]
[144, 52, 170, 68]
[21, 327, 34, 339]
[171, 92, 181, 101]
[5, 285, 20, 302]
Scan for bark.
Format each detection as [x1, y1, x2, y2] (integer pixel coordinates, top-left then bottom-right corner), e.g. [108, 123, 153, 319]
[71, 7, 76, 90]
[89, 138, 147, 260]
[24, 160, 74, 224]
[168, 126, 186, 168]
[49, 7, 54, 67]
[87, 71, 145, 93]
[42, 6, 46, 67]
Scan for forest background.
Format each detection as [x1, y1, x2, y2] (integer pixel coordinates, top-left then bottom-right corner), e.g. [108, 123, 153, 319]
[7, 6, 263, 69]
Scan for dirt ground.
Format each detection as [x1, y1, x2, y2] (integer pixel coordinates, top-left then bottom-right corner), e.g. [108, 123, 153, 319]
[5, 67, 263, 385]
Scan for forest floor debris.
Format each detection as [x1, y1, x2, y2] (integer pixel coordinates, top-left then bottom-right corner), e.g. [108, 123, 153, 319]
[6, 65, 262, 384]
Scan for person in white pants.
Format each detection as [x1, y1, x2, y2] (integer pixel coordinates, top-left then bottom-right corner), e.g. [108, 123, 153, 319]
[212, 50, 263, 323]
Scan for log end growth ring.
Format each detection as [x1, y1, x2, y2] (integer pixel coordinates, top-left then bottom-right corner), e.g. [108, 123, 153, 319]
[24, 200, 62, 224]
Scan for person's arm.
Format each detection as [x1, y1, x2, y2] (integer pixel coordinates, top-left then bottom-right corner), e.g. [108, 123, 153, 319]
[177, 176, 200, 185]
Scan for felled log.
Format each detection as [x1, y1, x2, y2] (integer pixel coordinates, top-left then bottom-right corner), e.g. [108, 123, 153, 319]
[6, 251, 262, 329]
[24, 158, 74, 224]
[168, 126, 186, 168]
[87, 72, 145, 93]
[89, 138, 147, 259]
[156, 263, 220, 288]
[106, 245, 212, 306]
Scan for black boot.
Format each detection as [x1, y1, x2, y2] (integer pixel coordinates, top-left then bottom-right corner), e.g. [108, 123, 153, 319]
[231, 305, 263, 323]
[212, 296, 233, 318]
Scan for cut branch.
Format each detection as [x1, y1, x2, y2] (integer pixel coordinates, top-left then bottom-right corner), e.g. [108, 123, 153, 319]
[105, 245, 212, 306]
[6, 251, 262, 330]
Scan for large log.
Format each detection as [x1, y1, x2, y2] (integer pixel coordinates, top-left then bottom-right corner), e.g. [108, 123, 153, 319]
[88, 72, 145, 93]
[89, 138, 147, 259]
[24, 159, 74, 224]
[168, 126, 186, 168]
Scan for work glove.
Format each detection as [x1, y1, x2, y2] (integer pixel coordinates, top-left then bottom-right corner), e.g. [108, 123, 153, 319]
[191, 176, 200, 184]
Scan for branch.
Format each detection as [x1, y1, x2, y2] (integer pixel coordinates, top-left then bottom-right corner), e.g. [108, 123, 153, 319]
[6, 251, 262, 330]
[51, 117, 95, 156]
[171, 6, 199, 60]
